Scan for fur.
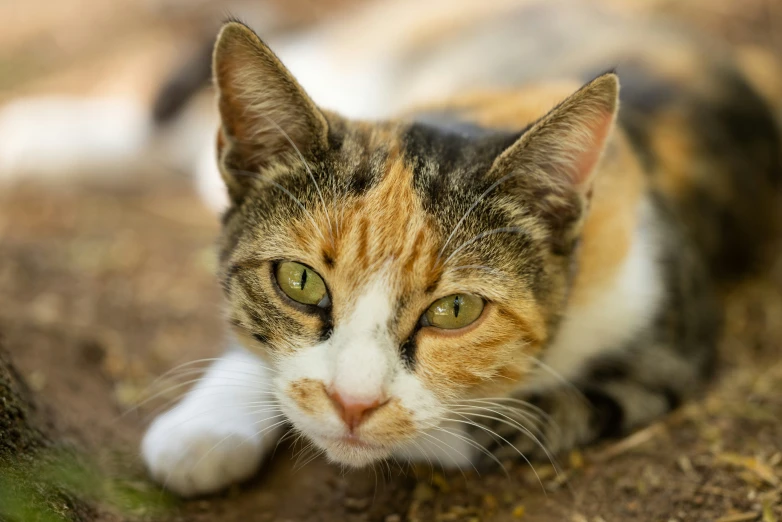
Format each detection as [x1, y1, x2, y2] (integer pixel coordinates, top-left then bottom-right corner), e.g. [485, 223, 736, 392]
[141, 2, 781, 497]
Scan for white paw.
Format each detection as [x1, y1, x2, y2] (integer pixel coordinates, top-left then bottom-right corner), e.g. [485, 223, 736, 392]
[141, 403, 266, 497]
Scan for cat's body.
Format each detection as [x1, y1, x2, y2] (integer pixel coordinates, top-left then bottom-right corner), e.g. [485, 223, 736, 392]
[141, 1, 781, 497]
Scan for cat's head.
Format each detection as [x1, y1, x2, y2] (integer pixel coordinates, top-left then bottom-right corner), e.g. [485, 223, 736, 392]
[214, 22, 618, 466]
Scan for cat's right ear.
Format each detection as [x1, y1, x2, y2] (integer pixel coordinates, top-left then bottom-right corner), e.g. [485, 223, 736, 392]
[212, 21, 329, 204]
[485, 73, 619, 252]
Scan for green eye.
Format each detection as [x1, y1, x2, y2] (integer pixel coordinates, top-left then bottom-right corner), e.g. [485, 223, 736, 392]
[424, 294, 484, 330]
[275, 262, 328, 307]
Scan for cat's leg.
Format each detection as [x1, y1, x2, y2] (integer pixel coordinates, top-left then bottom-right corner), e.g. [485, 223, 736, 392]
[394, 342, 707, 473]
[472, 226, 719, 466]
[141, 348, 284, 497]
[472, 339, 715, 465]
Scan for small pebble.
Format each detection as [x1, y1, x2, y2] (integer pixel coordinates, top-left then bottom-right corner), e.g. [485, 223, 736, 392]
[413, 482, 435, 503]
[431, 472, 450, 492]
[343, 497, 370, 512]
[27, 371, 47, 392]
[569, 450, 584, 469]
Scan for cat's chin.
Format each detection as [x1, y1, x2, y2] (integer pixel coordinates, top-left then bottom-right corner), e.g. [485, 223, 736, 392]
[316, 436, 392, 467]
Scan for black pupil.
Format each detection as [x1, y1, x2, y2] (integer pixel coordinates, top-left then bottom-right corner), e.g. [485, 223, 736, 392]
[300, 268, 308, 290]
[453, 295, 462, 318]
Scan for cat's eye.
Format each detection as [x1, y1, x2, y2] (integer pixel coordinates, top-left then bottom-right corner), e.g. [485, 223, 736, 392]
[423, 294, 485, 330]
[275, 261, 329, 307]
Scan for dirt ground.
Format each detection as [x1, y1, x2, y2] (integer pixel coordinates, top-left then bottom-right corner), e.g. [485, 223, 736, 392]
[1, 179, 781, 522]
[1, 1, 782, 521]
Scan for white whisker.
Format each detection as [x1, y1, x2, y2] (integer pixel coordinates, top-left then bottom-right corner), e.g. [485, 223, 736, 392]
[436, 171, 522, 264]
[432, 425, 508, 477]
[259, 115, 335, 248]
[443, 226, 526, 265]
[227, 167, 330, 246]
[443, 415, 548, 495]
[447, 265, 505, 276]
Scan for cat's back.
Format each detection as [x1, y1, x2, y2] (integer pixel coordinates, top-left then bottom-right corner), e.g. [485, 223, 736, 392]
[386, 0, 782, 279]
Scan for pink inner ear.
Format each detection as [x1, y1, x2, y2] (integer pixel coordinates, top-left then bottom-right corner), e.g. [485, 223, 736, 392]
[568, 109, 615, 189]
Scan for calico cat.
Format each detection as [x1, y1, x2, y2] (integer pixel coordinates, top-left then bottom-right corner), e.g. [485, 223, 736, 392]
[141, 6, 781, 496]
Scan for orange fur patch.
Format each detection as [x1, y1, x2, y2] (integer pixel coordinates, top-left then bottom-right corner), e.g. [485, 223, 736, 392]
[288, 378, 332, 416]
[424, 85, 646, 305]
[360, 399, 416, 443]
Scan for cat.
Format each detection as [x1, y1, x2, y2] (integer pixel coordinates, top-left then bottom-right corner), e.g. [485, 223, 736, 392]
[140, 2, 782, 497]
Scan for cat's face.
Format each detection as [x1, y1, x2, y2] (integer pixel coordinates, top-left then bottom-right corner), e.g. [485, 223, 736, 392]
[214, 23, 617, 466]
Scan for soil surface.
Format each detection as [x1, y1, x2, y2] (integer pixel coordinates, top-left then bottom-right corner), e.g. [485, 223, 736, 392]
[1, 179, 781, 522]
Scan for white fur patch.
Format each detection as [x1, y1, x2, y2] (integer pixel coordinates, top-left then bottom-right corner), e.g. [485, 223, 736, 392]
[328, 275, 397, 402]
[276, 274, 399, 444]
[0, 97, 151, 182]
[141, 348, 282, 497]
[529, 200, 664, 389]
[275, 273, 446, 466]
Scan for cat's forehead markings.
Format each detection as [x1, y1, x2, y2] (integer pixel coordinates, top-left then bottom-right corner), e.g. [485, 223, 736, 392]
[314, 141, 442, 314]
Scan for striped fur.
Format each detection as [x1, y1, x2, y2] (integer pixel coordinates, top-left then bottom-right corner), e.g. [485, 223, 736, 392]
[142, 6, 781, 496]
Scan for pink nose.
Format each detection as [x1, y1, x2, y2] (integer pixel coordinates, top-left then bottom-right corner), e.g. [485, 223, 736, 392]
[328, 391, 386, 431]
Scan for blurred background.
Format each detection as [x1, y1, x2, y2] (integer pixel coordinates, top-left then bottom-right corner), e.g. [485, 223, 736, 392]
[1, 1, 782, 521]
[1, 0, 780, 106]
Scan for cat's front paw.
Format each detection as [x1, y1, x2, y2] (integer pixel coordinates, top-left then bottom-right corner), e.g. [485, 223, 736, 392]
[141, 403, 266, 497]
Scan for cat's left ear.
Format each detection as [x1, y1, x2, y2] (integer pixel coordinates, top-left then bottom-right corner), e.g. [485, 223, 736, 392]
[212, 21, 330, 203]
[488, 73, 619, 251]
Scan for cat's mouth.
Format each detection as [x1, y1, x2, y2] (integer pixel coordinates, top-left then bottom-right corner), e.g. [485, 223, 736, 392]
[333, 433, 375, 449]
[315, 434, 392, 466]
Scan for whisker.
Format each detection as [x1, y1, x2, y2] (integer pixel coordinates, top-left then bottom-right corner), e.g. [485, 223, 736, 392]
[443, 415, 548, 495]
[453, 409, 556, 469]
[406, 437, 434, 472]
[382, 458, 393, 481]
[127, 384, 276, 424]
[451, 405, 546, 441]
[388, 453, 407, 477]
[155, 365, 279, 382]
[432, 426, 508, 478]
[132, 369, 274, 404]
[151, 356, 278, 376]
[258, 114, 335, 248]
[241, 401, 282, 408]
[456, 397, 553, 424]
[145, 404, 282, 435]
[436, 171, 522, 264]
[443, 227, 526, 265]
[228, 168, 330, 246]
[414, 435, 447, 482]
[447, 265, 505, 277]
[371, 460, 379, 503]
[273, 427, 296, 457]
[450, 400, 552, 438]
[126, 356, 280, 415]
[293, 443, 324, 472]
[455, 406, 554, 458]
[244, 406, 285, 416]
[417, 432, 471, 480]
[524, 356, 587, 405]
[142, 358, 223, 388]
